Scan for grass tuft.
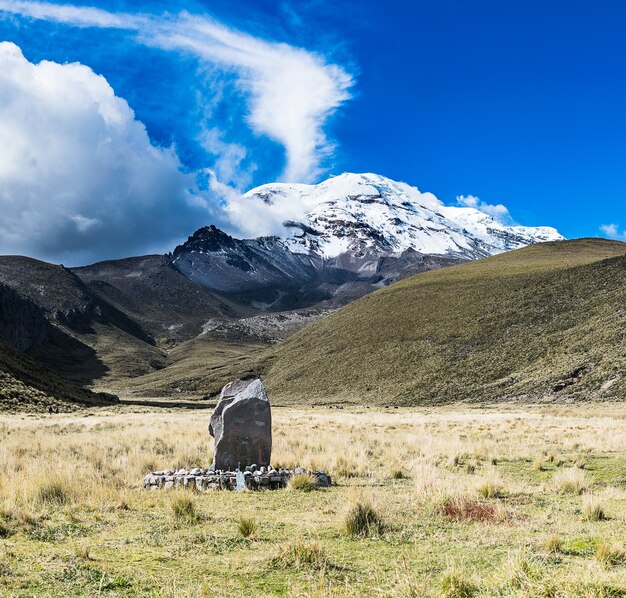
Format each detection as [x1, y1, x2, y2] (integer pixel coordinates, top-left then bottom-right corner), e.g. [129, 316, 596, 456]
[545, 534, 563, 553]
[270, 541, 328, 570]
[551, 468, 590, 494]
[595, 541, 625, 567]
[287, 473, 318, 492]
[237, 517, 257, 539]
[343, 502, 385, 538]
[171, 495, 201, 524]
[436, 495, 502, 523]
[441, 564, 476, 597]
[34, 477, 73, 507]
[475, 471, 504, 499]
[0, 521, 12, 539]
[582, 494, 607, 522]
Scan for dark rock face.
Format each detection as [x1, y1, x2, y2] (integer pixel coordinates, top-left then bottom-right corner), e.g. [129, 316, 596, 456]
[171, 227, 319, 295]
[0, 283, 50, 352]
[209, 378, 272, 470]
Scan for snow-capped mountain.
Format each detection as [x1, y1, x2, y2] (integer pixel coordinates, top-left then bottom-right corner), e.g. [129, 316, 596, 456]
[171, 173, 563, 309]
[242, 172, 563, 260]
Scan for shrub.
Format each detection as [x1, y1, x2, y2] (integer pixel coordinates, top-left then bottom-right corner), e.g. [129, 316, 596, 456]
[171, 495, 200, 523]
[441, 565, 476, 597]
[551, 468, 589, 494]
[582, 494, 607, 522]
[271, 541, 328, 570]
[532, 459, 545, 471]
[343, 502, 385, 538]
[288, 473, 317, 492]
[237, 517, 257, 538]
[0, 521, 12, 539]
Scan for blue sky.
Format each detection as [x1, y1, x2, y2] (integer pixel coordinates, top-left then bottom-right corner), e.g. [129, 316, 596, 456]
[0, 0, 625, 263]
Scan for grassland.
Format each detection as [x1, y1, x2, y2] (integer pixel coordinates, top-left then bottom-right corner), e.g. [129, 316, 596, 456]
[251, 238, 626, 405]
[0, 404, 625, 596]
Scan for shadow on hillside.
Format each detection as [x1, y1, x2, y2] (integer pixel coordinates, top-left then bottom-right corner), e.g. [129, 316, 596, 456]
[28, 327, 109, 385]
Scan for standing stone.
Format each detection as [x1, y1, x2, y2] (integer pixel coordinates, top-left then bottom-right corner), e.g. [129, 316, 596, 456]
[209, 377, 272, 470]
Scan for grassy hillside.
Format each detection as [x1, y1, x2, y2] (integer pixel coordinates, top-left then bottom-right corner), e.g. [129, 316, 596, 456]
[112, 238, 626, 404]
[254, 238, 626, 404]
[0, 338, 112, 412]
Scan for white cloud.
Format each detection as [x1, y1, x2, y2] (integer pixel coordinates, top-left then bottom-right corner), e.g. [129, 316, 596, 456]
[0, 41, 204, 264]
[457, 194, 513, 224]
[0, 1, 353, 184]
[599, 223, 625, 239]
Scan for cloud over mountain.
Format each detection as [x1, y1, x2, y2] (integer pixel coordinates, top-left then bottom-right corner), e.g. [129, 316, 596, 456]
[0, 41, 205, 264]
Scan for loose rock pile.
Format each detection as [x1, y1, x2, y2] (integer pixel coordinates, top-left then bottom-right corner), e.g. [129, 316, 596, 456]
[143, 467, 331, 491]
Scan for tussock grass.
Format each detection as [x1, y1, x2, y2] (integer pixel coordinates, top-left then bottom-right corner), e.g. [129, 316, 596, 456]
[237, 516, 257, 538]
[551, 467, 590, 494]
[496, 551, 540, 591]
[34, 476, 74, 507]
[287, 473, 317, 492]
[343, 501, 385, 538]
[436, 495, 502, 523]
[475, 470, 504, 499]
[171, 494, 201, 523]
[582, 494, 607, 522]
[270, 541, 328, 570]
[595, 541, 626, 567]
[441, 564, 477, 598]
[0, 406, 625, 595]
[532, 458, 545, 471]
[545, 534, 564, 554]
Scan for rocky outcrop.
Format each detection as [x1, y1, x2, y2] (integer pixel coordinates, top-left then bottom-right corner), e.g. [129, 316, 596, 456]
[209, 378, 272, 470]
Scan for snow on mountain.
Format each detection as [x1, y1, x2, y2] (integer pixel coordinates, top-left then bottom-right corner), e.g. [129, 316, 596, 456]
[241, 172, 563, 260]
[170, 173, 563, 308]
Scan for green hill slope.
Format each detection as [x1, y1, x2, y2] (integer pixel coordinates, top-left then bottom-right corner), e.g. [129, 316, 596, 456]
[251, 238, 626, 404]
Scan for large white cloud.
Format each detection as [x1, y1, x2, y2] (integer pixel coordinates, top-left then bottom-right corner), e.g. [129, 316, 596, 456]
[0, 1, 354, 184]
[0, 41, 205, 264]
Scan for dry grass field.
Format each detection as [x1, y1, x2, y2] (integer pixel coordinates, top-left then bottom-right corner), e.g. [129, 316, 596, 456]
[0, 404, 625, 597]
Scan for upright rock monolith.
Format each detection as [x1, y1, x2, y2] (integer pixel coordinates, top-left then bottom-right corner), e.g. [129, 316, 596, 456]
[209, 377, 272, 470]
